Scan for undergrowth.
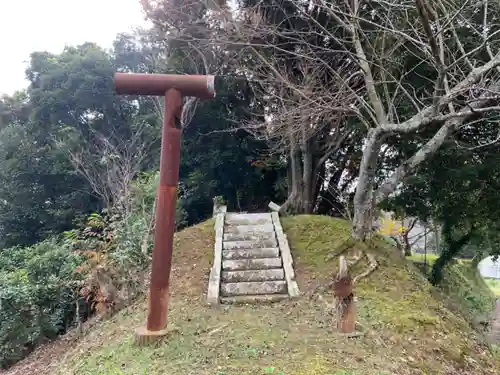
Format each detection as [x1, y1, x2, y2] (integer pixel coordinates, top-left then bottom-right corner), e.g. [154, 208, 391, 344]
[0, 171, 188, 368]
[408, 255, 495, 326]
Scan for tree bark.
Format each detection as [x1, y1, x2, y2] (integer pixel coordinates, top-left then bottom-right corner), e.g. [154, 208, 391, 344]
[281, 132, 321, 215]
[352, 129, 383, 241]
[402, 218, 417, 256]
[301, 135, 314, 213]
[317, 156, 349, 216]
[471, 250, 485, 269]
[312, 163, 326, 212]
[403, 243, 412, 256]
[281, 134, 302, 214]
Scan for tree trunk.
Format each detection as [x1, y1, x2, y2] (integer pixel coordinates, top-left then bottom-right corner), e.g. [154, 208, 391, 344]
[312, 163, 325, 211]
[403, 244, 412, 257]
[390, 236, 403, 253]
[430, 225, 474, 285]
[281, 135, 302, 214]
[471, 251, 484, 269]
[301, 137, 314, 213]
[281, 133, 318, 215]
[401, 229, 412, 256]
[353, 119, 455, 243]
[317, 160, 347, 216]
[352, 129, 383, 241]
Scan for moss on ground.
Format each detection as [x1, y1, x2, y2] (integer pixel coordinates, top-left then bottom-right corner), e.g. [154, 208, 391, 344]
[5, 215, 500, 375]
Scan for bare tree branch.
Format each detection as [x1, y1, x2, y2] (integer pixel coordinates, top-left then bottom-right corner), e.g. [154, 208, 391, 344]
[55, 124, 153, 215]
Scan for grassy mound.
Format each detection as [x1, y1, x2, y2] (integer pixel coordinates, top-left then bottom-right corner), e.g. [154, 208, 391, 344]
[5, 215, 500, 375]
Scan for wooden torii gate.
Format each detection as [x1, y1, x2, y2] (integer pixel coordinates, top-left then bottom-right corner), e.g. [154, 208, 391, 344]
[114, 73, 216, 344]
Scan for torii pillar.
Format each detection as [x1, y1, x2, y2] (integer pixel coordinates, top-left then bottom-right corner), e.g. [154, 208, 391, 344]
[114, 73, 216, 345]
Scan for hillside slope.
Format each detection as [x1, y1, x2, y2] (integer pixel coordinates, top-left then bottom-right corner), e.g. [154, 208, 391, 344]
[4, 215, 499, 375]
[408, 253, 496, 323]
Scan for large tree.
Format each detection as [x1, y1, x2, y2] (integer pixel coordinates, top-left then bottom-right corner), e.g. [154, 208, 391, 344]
[0, 27, 283, 247]
[198, 0, 500, 244]
[0, 45, 126, 247]
[384, 140, 500, 284]
[140, 1, 285, 220]
[142, 0, 369, 215]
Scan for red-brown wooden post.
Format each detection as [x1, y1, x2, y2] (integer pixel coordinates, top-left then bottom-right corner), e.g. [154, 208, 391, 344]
[114, 73, 215, 345]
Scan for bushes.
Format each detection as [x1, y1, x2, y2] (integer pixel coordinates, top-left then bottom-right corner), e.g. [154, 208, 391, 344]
[0, 240, 85, 367]
[0, 170, 191, 368]
[133, 171, 189, 231]
[438, 261, 496, 325]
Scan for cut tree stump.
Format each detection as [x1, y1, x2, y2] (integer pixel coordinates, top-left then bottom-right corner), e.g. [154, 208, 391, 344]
[333, 256, 356, 334]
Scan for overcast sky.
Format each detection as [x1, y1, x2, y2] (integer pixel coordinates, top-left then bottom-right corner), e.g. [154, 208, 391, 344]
[0, 0, 147, 96]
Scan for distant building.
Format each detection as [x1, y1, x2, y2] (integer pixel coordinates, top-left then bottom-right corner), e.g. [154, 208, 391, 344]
[479, 256, 500, 279]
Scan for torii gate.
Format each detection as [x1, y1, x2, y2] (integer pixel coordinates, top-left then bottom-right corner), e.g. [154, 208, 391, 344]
[114, 73, 216, 344]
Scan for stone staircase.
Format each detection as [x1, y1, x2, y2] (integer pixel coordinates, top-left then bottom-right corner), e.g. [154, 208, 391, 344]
[207, 211, 299, 305]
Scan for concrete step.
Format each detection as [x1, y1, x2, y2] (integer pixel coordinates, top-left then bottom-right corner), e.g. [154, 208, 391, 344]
[220, 294, 289, 305]
[220, 280, 287, 296]
[221, 269, 284, 282]
[224, 224, 275, 234]
[223, 232, 275, 242]
[222, 248, 280, 260]
[225, 213, 273, 226]
[225, 213, 272, 220]
[223, 239, 278, 250]
[222, 258, 282, 271]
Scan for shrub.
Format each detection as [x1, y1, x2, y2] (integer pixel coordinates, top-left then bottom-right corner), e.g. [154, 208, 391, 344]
[0, 240, 85, 367]
[0, 170, 189, 368]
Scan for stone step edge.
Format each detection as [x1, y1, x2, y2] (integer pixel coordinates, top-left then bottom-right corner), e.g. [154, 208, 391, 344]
[224, 224, 274, 228]
[271, 212, 300, 299]
[220, 294, 289, 305]
[221, 269, 285, 282]
[222, 258, 283, 271]
[223, 247, 280, 251]
[222, 248, 280, 260]
[223, 240, 278, 249]
[223, 234, 277, 240]
[221, 267, 283, 272]
[207, 211, 225, 305]
[221, 267, 285, 272]
[225, 212, 272, 218]
[223, 225, 275, 234]
[220, 280, 287, 297]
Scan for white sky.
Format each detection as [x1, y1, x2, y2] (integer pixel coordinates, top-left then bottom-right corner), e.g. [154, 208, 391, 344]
[0, 0, 148, 96]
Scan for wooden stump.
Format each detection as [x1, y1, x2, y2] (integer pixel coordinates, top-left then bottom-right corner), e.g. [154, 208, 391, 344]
[333, 256, 356, 334]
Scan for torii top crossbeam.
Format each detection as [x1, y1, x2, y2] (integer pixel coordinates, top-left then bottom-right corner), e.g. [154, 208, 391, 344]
[114, 72, 216, 98]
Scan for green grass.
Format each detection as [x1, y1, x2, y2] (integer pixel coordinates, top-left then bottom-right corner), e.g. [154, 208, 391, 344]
[406, 253, 472, 265]
[6, 216, 500, 375]
[406, 253, 440, 264]
[485, 278, 500, 297]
